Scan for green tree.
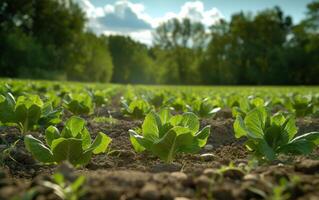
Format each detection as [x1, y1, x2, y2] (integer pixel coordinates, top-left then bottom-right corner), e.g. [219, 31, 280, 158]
[107, 35, 155, 84]
[287, 1, 319, 84]
[153, 18, 206, 84]
[0, 0, 87, 80]
[67, 33, 113, 82]
[201, 7, 292, 85]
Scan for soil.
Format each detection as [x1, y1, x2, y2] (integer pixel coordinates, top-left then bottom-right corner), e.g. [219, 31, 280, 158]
[1, 108, 319, 200]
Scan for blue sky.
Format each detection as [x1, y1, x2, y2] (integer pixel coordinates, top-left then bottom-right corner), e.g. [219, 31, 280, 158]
[76, 0, 313, 44]
[90, 0, 312, 21]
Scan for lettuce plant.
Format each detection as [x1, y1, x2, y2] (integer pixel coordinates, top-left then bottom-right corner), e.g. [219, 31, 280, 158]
[170, 97, 187, 112]
[129, 109, 211, 163]
[24, 116, 111, 167]
[63, 93, 94, 115]
[234, 107, 319, 161]
[186, 98, 221, 118]
[0, 93, 62, 134]
[143, 92, 166, 108]
[121, 99, 152, 119]
[92, 90, 109, 107]
[232, 96, 268, 118]
[285, 94, 314, 117]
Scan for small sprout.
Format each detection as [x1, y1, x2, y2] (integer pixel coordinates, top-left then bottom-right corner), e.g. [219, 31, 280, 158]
[24, 116, 112, 167]
[234, 107, 319, 161]
[0, 93, 62, 134]
[63, 93, 94, 115]
[121, 99, 152, 119]
[129, 109, 211, 163]
[186, 98, 221, 118]
[42, 173, 86, 200]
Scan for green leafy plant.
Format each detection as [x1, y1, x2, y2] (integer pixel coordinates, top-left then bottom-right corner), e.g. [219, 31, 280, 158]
[38, 102, 63, 127]
[285, 94, 314, 117]
[234, 107, 319, 161]
[63, 93, 94, 115]
[143, 92, 167, 108]
[186, 98, 221, 118]
[129, 109, 211, 163]
[232, 96, 267, 118]
[121, 99, 152, 119]
[0, 93, 62, 134]
[169, 97, 187, 112]
[91, 90, 109, 107]
[24, 116, 112, 167]
[42, 172, 86, 200]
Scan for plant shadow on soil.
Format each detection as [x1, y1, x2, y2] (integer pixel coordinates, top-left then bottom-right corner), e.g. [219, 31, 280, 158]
[0, 108, 319, 200]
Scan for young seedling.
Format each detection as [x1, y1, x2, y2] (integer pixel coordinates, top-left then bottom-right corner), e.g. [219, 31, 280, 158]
[234, 107, 319, 161]
[63, 93, 94, 115]
[186, 98, 221, 118]
[0, 93, 62, 134]
[16, 172, 86, 200]
[42, 172, 86, 200]
[129, 109, 211, 163]
[121, 99, 152, 119]
[232, 96, 268, 118]
[285, 93, 314, 117]
[24, 116, 111, 167]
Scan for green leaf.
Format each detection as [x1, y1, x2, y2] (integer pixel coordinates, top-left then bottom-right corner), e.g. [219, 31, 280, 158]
[178, 112, 200, 134]
[0, 93, 16, 123]
[244, 107, 267, 138]
[283, 117, 298, 141]
[232, 107, 245, 118]
[51, 138, 84, 165]
[52, 173, 65, 185]
[62, 116, 85, 138]
[256, 139, 276, 161]
[45, 126, 60, 147]
[70, 176, 86, 192]
[234, 115, 248, 138]
[195, 125, 211, 147]
[239, 97, 250, 113]
[264, 125, 284, 149]
[28, 105, 43, 125]
[290, 132, 319, 145]
[279, 139, 316, 155]
[158, 109, 172, 124]
[151, 126, 192, 163]
[251, 97, 264, 107]
[129, 129, 151, 152]
[142, 111, 160, 140]
[81, 128, 92, 150]
[271, 113, 286, 127]
[38, 103, 62, 126]
[90, 132, 112, 154]
[169, 115, 183, 126]
[24, 135, 54, 163]
[76, 150, 93, 167]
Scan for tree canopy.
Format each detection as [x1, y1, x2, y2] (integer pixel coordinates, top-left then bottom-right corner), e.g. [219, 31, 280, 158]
[0, 0, 318, 85]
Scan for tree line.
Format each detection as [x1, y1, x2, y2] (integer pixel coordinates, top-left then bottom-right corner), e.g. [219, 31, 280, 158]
[0, 0, 318, 85]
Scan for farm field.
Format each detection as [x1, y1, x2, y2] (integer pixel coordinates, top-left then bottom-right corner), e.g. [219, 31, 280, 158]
[1, 79, 319, 200]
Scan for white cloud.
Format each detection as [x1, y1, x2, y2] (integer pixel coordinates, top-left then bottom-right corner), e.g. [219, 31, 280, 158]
[154, 1, 223, 27]
[76, 0, 223, 44]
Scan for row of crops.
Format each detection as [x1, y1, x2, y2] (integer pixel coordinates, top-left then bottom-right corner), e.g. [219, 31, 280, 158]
[1, 79, 318, 166]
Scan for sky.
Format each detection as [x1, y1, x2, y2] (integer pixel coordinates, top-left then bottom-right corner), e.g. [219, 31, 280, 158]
[75, 0, 314, 45]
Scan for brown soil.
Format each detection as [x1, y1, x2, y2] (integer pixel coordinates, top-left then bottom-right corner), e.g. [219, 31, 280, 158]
[1, 110, 319, 200]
